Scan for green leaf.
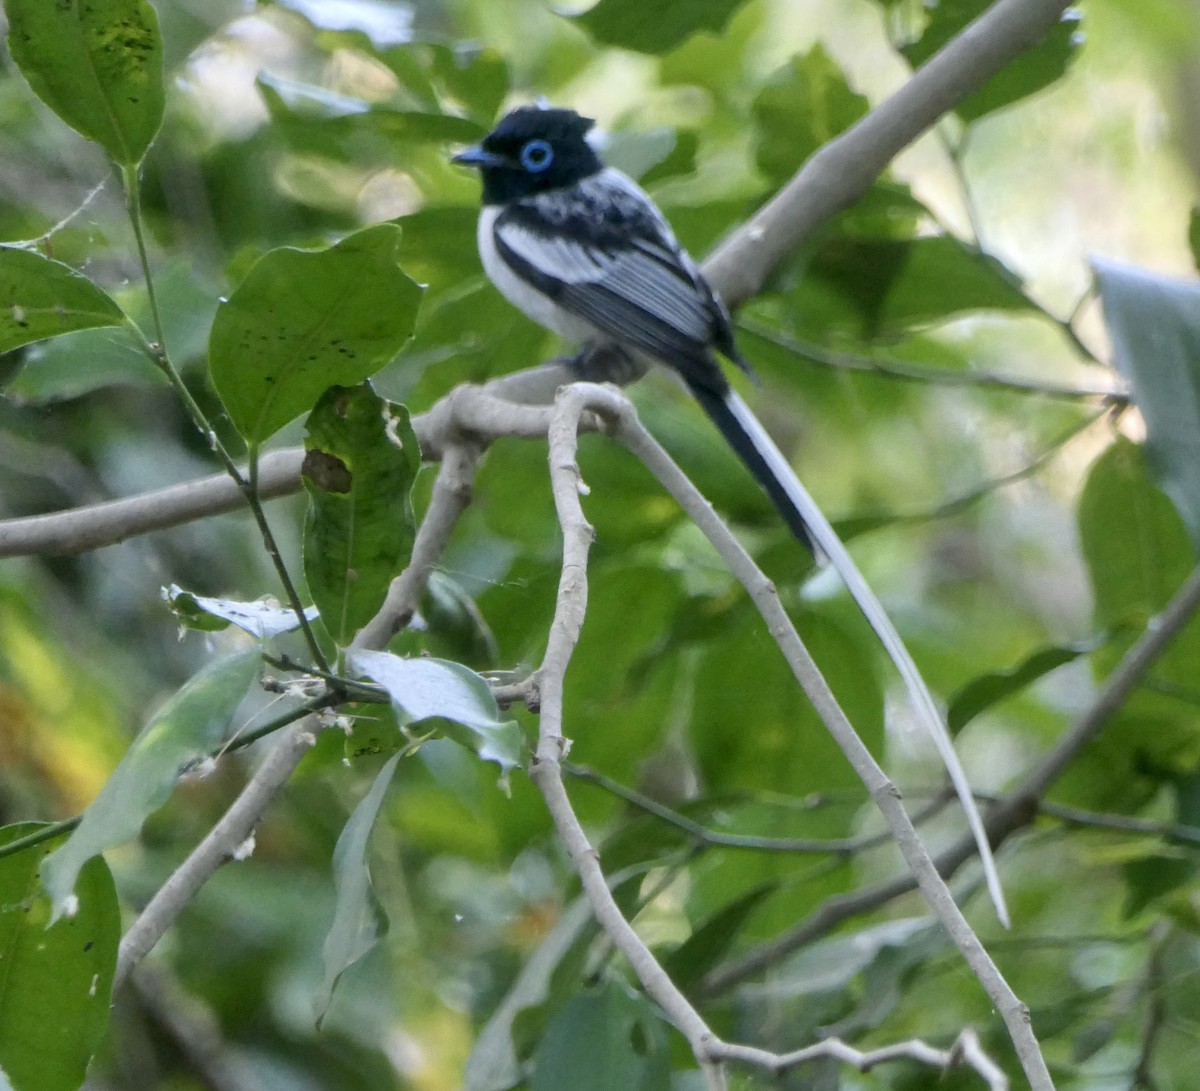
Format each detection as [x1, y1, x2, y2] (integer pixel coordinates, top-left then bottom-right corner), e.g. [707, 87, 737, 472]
[259, 74, 487, 146]
[948, 640, 1101, 734]
[0, 823, 119, 1091]
[901, 2, 1081, 122]
[4, 0, 164, 165]
[530, 982, 670, 1091]
[804, 235, 1031, 337]
[602, 127, 683, 182]
[569, 0, 749, 54]
[427, 43, 509, 124]
[347, 650, 523, 777]
[639, 129, 699, 186]
[1094, 259, 1200, 552]
[0, 247, 127, 354]
[209, 224, 422, 445]
[1190, 208, 1200, 274]
[1122, 854, 1197, 919]
[7, 262, 216, 403]
[164, 584, 319, 638]
[40, 650, 260, 921]
[1077, 439, 1194, 629]
[302, 384, 420, 646]
[752, 46, 869, 185]
[315, 751, 402, 1026]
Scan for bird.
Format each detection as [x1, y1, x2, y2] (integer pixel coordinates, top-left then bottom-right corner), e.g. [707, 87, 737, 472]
[451, 105, 819, 554]
[453, 104, 1008, 924]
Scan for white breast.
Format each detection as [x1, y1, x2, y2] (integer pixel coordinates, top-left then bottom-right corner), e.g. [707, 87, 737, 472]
[477, 205, 600, 344]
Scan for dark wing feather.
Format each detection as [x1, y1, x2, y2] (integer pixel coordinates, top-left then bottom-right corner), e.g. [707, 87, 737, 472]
[492, 172, 740, 391]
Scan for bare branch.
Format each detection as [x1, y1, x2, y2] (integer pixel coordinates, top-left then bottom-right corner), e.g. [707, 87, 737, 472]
[711, 1028, 1007, 1089]
[0, 378, 590, 558]
[0, 447, 304, 557]
[528, 383, 728, 1090]
[596, 385, 1051, 1088]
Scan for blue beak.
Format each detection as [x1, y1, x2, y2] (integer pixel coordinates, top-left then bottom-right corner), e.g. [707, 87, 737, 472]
[452, 145, 507, 168]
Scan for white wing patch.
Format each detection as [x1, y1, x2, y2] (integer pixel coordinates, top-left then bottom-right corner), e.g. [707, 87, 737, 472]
[494, 223, 611, 285]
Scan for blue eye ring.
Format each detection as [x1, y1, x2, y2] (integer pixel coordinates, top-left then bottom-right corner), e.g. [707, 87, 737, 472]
[520, 139, 554, 173]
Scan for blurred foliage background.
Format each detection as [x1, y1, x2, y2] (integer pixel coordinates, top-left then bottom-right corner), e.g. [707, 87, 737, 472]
[1, 0, 1200, 1087]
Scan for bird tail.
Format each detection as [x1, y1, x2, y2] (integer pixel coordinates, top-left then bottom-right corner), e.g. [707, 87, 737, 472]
[688, 382, 1009, 927]
[686, 381, 822, 558]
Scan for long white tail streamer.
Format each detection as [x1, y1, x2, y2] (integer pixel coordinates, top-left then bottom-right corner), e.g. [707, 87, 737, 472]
[723, 390, 1008, 926]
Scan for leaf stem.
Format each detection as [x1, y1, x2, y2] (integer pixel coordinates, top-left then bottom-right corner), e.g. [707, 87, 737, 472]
[246, 446, 331, 670]
[263, 653, 389, 702]
[119, 164, 330, 674]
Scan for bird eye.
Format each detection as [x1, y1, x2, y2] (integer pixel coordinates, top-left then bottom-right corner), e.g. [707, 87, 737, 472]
[520, 139, 554, 173]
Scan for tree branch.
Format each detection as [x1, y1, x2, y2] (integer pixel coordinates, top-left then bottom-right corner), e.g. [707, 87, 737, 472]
[352, 440, 481, 651]
[599, 385, 1051, 1088]
[705, 0, 1076, 307]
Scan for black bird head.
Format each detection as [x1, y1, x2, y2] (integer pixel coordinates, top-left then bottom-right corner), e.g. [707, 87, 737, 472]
[453, 106, 604, 204]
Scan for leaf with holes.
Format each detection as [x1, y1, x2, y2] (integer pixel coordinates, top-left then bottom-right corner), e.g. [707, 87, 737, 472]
[164, 584, 319, 638]
[4, 0, 164, 164]
[303, 384, 420, 646]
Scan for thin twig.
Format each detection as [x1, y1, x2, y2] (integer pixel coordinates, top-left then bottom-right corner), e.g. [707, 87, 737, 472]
[565, 761, 952, 856]
[739, 319, 1121, 401]
[710, 1028, 1006, 1089]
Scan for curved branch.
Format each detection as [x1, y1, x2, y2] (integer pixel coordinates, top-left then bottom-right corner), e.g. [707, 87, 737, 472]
[352, 440, 481, 651]
[601, 386, 1050, 1088]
